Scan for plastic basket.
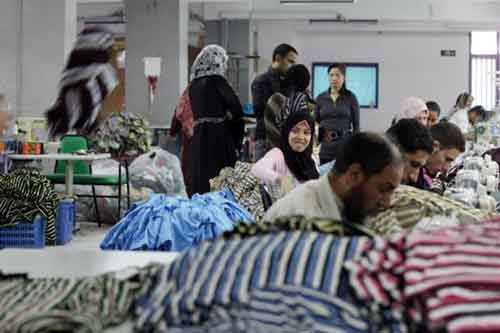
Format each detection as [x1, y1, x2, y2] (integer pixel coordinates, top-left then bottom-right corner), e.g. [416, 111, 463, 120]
[0, 216, 46, 248]
[56, 199, 74, 246]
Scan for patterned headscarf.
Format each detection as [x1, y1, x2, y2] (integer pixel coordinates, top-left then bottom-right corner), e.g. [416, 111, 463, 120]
[46, 27, 118, 138]
[278, 65, 312, 128]
[190, 45, 228, 81]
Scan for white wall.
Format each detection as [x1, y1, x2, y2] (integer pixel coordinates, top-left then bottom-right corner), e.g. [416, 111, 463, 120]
[256, 21, 470, 132]
[0, 0, 20, 113]
[21, 0, 77, 117]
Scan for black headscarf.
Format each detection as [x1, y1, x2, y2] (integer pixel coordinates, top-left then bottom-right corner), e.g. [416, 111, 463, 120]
[280, 110, 319, 182]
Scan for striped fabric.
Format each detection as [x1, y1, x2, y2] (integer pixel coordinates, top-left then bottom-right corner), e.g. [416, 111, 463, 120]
[210, 161, 265, 221]
[134, 232, 387, 333]
[224, 216, 375, 240]
[366, 185, 489, 236]
[0, 265, 159, 332]
[0, 169, 59, 244]
[46, 28, 118, 138]
[346, 218, 500, 333]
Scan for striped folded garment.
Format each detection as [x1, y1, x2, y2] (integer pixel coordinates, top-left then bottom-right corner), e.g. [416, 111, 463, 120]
[133, 232, 393, 333]
[366, 185, 490, 236]
[346, 217, 500, 333]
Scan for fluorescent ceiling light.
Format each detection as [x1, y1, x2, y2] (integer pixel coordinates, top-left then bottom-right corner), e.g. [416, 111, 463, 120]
[281, 0, 356, 4]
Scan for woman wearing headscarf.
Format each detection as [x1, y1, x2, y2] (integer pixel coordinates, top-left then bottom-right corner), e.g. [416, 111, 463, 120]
[392, 96, 429, 126]
[189, 45, 245, 194]
[251, 110, 319, 200]
[448, 92, 474, 134]
[264, 64, 313, 150]
[46, 27, 119, 138]
[315, 63, 360, 165]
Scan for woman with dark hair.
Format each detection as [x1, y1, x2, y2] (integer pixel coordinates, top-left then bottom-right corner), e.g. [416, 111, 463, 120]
[189, 45, 245, 194]
[315, 63, 360, 165]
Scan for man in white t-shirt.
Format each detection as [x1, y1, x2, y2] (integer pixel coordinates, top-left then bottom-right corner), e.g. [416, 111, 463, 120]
[264, 132, 404, 223]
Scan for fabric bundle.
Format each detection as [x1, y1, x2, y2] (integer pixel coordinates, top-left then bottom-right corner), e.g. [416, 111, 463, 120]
[366, 185, 489, 236]
[0, 169, 59, 244]
[346, 218, 500, 333]
[210, 161, 265, 221]
[133, 232, 382, 333]
[100, 191, 254, 252]
[46, 27, 118, 138]
[0, 265, 160, 332]
[91, 111, 151, 157]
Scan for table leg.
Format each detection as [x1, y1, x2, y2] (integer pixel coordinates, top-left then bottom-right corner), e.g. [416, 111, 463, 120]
[65, 160, 74, 198]
[64, 160, 79, 232]
[125, 160, 130, 209]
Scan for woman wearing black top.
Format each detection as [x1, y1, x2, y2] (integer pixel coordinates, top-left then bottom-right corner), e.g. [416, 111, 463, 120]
[189, 45, 245, 194]
[315, 63, 360, 164]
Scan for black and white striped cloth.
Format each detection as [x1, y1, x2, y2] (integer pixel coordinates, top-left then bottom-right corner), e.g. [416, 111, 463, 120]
[46, 27, 118, 138]
[0, 169, 59, 244]
[0, 265, 160, 332]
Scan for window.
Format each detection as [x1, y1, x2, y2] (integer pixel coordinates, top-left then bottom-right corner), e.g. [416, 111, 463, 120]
[470, 32, 499, 110]
[312, 63, 379, 108]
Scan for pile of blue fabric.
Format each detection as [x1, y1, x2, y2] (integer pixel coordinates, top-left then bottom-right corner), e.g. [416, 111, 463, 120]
[100, 190, 254, 252]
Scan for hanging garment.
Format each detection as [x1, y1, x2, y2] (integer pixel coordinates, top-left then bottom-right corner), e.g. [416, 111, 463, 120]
[0, 264, 160, 332]
[366, 185, 489, 236]
[0, 169, 59, 244]
[133, 232, 388, 333]
[210, 161, 265, 221]
[100, 191, 254, 252]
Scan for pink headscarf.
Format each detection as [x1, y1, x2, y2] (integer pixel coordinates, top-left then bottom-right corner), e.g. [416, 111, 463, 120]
[395, 97, 428, 123]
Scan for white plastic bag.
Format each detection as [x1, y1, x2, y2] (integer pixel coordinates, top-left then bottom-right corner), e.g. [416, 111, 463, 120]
[129, 147, 187, 197]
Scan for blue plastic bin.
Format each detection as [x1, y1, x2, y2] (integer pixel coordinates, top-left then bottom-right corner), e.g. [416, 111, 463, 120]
[56, 199, 74, 245]
[0, 216, 46, 248]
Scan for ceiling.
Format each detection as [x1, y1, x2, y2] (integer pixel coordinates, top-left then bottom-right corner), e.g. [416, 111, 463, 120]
[77, 0, 500, 31]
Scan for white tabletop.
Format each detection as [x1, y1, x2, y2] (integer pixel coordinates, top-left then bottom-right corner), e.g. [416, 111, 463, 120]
[0, 249, 179, 278]
[8, 153, 111, 161]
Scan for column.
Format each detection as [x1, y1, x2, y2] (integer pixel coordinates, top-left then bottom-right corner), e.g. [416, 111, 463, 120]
[19, 0, 77, 117]
[125, 0, 189, 127]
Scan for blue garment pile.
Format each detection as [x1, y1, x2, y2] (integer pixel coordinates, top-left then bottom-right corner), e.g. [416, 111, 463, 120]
[100, 191, 254, 252]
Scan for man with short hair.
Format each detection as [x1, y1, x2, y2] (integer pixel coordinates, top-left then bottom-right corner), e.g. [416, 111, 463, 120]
[252, 43, 298, 159]
[264, 132, 404, 223]
[468, 105, 487, 127]
[417, 122, 466, 189]
[386, 119, 434, 185]
[426, 101, 441, 127]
